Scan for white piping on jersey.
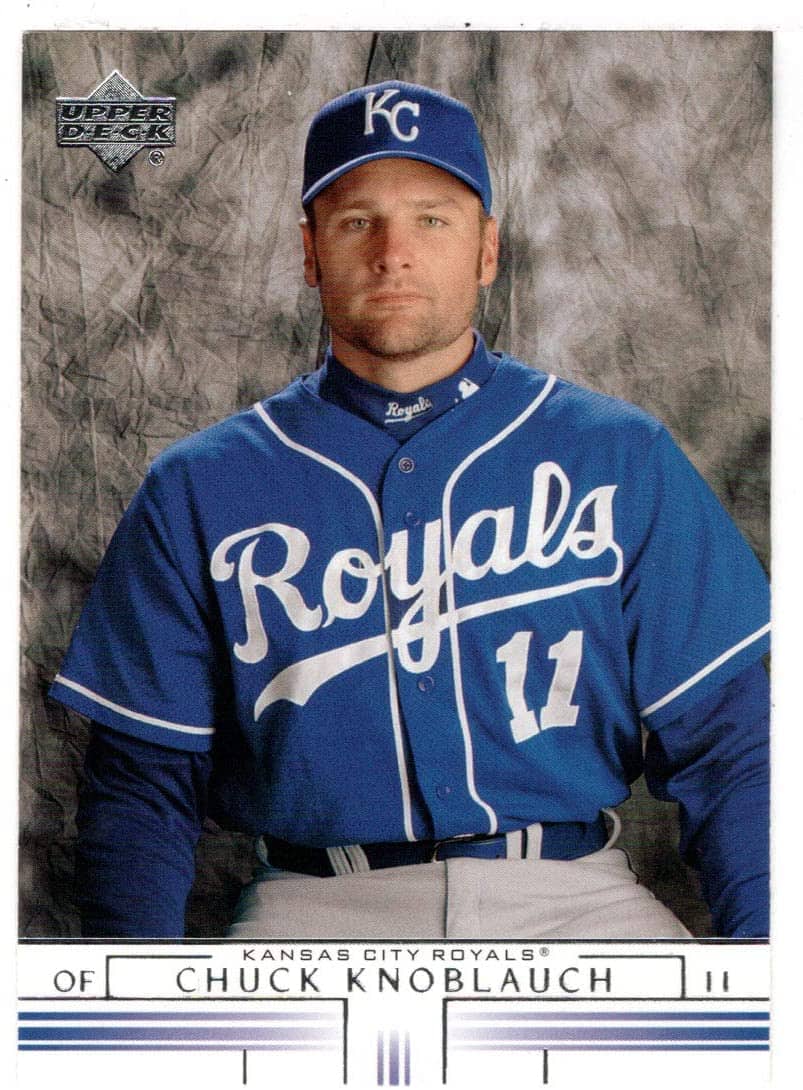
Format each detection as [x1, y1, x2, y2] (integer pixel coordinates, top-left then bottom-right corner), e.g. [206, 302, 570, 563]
[440, 373, 559, 836]
[253, 401, 416, 843]
[53, 674, 215, 736]
[639, 621, 770, 718]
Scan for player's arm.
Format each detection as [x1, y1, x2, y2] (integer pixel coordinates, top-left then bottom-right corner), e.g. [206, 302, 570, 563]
[620, 423, 769, 937]
[644, 659, 769, 938]
[49, 455, 225, 936]
[76, 721, 213, 938]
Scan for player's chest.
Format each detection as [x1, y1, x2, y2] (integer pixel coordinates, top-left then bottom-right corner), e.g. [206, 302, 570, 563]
[204, 443, 625, 671]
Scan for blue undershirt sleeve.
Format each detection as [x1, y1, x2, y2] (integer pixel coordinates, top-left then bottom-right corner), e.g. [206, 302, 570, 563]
[76, 722, 213, 938]
[643, 660, 769, 937]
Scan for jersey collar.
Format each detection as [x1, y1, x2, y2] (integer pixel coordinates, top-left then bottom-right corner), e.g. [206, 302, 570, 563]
[313, 332, 498, 442]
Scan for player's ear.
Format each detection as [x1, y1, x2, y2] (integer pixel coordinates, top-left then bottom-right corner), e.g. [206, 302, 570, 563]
[479, 215, 499, 288]
[300, 217, 319, 287]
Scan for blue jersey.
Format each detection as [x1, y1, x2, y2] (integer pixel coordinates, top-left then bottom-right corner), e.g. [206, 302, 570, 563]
[51, 335, 770, 850]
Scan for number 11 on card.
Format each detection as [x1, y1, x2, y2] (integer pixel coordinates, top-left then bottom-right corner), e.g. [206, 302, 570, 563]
[496, 629, 584, 742]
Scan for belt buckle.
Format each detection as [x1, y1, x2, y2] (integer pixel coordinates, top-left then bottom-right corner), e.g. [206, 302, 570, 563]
[429, 832, 494, 862]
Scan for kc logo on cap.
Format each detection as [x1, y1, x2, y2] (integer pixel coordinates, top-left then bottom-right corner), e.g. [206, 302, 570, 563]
[363, 88, 421, 143]
[302, 80, 492, 213]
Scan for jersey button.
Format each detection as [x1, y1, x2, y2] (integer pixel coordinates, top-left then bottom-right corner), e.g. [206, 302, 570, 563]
[405, 510, 421, 527]
[398, 456, 415, 473]
[417, 675, 435, 693]
[436, 785, 452, 800]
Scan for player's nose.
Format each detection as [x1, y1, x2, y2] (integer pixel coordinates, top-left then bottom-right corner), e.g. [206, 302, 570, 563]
[370, 220, 414, 274]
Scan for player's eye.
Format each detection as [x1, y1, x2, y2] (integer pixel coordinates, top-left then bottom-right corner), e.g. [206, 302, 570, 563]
[421, 215, 446, 227]
[344, 217, 370, 231]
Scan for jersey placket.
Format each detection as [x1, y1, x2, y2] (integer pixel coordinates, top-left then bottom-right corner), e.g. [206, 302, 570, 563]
[380, 439, 498, 839]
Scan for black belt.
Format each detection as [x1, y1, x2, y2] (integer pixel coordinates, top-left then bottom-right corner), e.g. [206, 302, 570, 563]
[262, 815, 609, 877]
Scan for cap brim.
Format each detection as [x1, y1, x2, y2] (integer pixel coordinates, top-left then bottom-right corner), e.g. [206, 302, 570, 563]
[302, 150, 490, 212]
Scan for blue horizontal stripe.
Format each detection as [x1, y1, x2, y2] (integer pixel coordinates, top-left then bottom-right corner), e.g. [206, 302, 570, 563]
[19, 1043, 337, 1052]
[19, 1011, 337, 1022]
[452, 1043, 769, 1052]
[452, 1011, 769, 1022]
[450, 1026, 768, 1042]
[19, 1026, 338, 1042]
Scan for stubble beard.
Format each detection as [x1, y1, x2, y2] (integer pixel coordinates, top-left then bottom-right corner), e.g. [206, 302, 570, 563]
[319, 267, 482, 364]
[325, 305, 475, 363]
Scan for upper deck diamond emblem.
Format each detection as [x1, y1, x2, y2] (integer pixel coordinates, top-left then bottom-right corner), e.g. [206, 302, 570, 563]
[56, 70, 176, 172]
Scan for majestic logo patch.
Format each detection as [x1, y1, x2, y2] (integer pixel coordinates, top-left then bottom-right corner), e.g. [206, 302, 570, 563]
[458, 378, 479, 399]
[384, 396, 433, 425]
[56, 70, 176, 172]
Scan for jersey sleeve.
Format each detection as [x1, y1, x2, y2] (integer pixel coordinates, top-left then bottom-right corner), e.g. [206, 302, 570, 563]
[644, 660, 769, 937]
[49, 460, 223, 752]
[622, 426, 770, 730]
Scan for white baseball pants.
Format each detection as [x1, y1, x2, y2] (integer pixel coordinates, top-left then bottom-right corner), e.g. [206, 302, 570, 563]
[227, 843, 692, 940]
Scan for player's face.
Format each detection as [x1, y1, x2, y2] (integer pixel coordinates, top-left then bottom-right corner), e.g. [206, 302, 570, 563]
[301, 159, 498, 379]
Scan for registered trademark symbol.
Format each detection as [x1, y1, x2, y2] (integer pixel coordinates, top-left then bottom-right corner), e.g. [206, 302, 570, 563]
[148, 149, 165, 166]
[539, 947, 550, 957]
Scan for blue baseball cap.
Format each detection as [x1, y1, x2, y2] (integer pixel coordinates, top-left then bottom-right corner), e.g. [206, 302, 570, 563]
[302, 80, 492, 213]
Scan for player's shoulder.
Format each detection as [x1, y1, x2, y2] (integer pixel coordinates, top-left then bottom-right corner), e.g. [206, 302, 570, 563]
[148, 377, 309, 479]
[147, 407, 260, 479]
[499, 353, 665, 442]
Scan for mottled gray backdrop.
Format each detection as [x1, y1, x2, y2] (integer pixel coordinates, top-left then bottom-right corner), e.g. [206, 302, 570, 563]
[21, 30, 771, 937]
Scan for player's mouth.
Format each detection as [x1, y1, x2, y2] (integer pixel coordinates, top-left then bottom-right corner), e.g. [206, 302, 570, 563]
[366, 292, 427, 308]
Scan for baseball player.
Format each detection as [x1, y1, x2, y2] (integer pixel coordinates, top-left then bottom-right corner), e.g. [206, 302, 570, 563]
[50, 81, 770, 940]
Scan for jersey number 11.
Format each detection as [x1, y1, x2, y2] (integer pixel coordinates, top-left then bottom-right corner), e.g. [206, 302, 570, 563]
[496, 629, 584, 742]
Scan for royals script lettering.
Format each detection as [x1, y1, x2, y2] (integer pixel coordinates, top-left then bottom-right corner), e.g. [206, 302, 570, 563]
[209, 461, 621, 717]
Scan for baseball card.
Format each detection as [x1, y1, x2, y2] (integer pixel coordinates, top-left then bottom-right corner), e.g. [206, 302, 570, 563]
[14, 4, 794, 1087]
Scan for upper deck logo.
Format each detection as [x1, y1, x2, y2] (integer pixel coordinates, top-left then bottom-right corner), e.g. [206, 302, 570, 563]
[56, 70, 175, 172]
